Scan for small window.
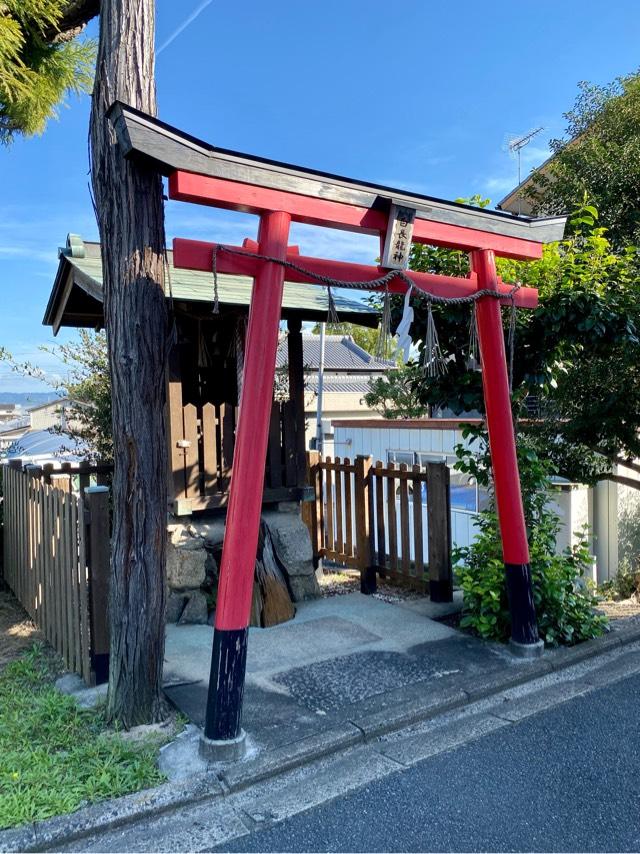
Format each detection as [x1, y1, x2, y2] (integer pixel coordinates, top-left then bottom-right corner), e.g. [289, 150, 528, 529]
[387, 450, 415, 467]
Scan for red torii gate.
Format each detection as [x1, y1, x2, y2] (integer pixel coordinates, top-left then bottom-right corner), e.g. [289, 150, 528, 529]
[111, 104, 567, 757]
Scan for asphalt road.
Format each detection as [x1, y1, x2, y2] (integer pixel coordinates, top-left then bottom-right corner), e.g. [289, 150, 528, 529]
[217, 672, 640, 853]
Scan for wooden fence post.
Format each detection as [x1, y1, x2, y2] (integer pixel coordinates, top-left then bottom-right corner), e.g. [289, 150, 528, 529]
[8, 460, 23, 605]
[355, 455, 375, 594]
[50, 473, 72, 673]
[25, 465, 43, 624]
[302, 451, 323, 563]
[78, 460, 92, 495]
[60, 462, 74, 494]
[426, 462, 453, 602]
[83, 486, 110, 685]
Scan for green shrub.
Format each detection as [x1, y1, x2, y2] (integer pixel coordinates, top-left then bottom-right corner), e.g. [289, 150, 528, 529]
[599, 557, 640, 600]
[454, 427, 608, 647]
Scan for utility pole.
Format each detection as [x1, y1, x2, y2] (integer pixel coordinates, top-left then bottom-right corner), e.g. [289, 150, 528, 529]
[315, 322, 326, 456]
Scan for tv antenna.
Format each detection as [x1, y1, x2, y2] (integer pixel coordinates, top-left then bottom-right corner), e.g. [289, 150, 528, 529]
[506, 126, 544, 188]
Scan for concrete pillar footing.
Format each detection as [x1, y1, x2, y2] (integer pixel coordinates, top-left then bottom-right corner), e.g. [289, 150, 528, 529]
[199, 729, 247, 762]
[509, 638, 545, 659]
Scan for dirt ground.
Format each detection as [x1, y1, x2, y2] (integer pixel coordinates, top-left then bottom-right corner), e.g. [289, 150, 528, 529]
[597, 597, 640, 627]
[319, 568, 428, 604]
[0, 585, 43, 671]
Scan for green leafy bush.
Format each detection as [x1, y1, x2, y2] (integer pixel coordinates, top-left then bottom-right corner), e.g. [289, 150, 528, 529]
[454, 427, 608, 647]
[600, 557, 640, 601]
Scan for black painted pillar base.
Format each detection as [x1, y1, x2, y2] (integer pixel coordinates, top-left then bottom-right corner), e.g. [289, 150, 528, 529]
[429, 578, 453, 603]
[204, 627, 248, 742]
[360, 566, 377, 595]
[504, 562, 542, 649]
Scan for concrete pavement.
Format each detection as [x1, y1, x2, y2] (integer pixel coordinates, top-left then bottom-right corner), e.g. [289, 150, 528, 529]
[162, 592, 516, 757]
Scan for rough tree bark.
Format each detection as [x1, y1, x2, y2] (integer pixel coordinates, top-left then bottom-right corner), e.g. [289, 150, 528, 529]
[89, 0, 169, 726]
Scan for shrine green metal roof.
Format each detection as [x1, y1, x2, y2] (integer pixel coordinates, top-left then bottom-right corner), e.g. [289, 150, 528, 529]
[43, 238, 379, 333]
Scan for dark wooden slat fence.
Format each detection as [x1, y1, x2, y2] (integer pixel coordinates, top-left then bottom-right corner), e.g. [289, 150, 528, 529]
[170, 399, 307, 514]
[304, 452, 452, 601]
[2, 460, 111, 685]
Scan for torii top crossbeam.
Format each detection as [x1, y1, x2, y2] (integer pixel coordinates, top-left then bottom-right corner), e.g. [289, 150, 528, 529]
[110, 102, 566, 752]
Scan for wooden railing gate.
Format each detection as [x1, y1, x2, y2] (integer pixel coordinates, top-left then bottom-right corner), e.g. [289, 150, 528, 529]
[305, 452, 453, 601]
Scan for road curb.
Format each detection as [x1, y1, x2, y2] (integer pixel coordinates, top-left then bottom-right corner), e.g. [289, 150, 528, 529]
[0, 774, 226, 854]
[349, 687, 470, 741]
[3, 621, 639, 853]
[221, 722, 364, 792]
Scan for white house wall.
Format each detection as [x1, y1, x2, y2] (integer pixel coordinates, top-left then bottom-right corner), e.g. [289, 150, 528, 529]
[334, 425, 463, 463]
[549, 485, 595, 583]
[304, 391, 384, 451]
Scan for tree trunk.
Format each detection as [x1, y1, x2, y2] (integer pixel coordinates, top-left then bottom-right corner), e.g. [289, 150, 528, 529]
[89, 0, 168, 726]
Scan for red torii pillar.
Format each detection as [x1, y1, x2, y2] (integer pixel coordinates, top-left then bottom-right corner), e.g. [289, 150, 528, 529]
[201, 249, 539, 756]
[473, 250, 540, 651]
[201, 211, 292, 755]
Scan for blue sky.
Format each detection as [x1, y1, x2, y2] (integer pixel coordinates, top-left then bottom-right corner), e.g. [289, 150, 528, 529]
[1, 0, 639, 393]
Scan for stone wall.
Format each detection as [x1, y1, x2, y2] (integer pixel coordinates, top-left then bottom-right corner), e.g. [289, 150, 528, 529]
[165, 503, 320, 624]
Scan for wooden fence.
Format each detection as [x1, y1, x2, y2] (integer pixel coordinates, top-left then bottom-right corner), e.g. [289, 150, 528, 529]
[2, 460, 111, 685]
[169, 399, 307, 514]
[305, 452, 452, 601]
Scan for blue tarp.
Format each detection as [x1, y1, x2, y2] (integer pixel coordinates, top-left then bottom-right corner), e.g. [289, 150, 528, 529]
[421, 482, 478, 513]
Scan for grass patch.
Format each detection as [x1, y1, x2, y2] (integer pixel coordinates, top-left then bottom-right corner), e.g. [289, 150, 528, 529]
[0, 645, 168, 830]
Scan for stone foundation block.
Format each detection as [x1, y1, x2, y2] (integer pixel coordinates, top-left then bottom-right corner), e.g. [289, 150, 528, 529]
[178, 590, 209, 625]
[165, 507, 320, 613]
[262, 507, 320, 602]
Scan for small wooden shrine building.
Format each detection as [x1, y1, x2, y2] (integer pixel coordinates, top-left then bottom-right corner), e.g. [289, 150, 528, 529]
[43, 235, 378, 515]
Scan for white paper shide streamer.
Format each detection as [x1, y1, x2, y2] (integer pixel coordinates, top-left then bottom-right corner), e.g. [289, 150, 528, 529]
[395, 286, 414, 364]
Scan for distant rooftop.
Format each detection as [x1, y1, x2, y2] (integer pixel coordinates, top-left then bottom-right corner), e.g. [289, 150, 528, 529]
[306, 376, 378, 395]
[27, 396, 69, 413]
[276, 334, 393, 374]
[0, 415, 31, 434]
[3, 429, 85, 463]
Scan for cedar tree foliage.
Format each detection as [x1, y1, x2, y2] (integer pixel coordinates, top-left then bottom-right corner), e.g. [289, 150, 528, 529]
[0, 1, 97, 142]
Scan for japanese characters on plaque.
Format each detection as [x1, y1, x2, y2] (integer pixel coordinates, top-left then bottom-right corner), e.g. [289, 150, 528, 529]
[381, 203, 416, 270]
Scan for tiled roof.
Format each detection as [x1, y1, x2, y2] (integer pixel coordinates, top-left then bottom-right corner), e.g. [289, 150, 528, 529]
[305, 376, 376, 394]
[276, 335, 394, 372]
